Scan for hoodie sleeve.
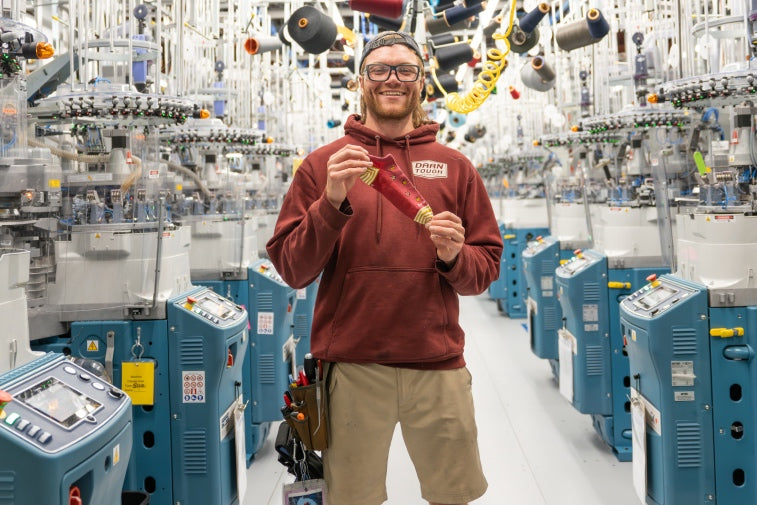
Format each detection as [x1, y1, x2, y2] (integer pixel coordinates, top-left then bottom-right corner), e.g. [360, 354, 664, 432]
[265, 158, 348, 289]
[436, 167, 503, 295]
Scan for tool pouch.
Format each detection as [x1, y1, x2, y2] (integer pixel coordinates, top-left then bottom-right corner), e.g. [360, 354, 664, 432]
[285, 370, 329, 451]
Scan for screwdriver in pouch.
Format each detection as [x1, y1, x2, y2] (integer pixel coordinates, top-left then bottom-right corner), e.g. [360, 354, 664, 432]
[303, 353, 317, 384]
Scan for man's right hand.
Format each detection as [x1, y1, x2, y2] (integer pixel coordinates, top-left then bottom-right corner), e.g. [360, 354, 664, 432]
[325, 144, 373, 209]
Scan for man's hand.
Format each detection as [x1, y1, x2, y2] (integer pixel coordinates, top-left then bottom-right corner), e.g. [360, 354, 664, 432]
[325, 144, 373, 209]
[427, 211, 465, 267]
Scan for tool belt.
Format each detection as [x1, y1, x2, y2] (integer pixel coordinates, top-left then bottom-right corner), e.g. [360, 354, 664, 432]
[282, 363, 331, 451]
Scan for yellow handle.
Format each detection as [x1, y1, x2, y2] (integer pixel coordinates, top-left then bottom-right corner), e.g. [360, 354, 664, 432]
[710, 327, 745, 338]
[503, 234, 516, 239]
[607, 281, 631, 290]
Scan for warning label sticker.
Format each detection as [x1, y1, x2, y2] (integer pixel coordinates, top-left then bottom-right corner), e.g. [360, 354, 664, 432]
[182, 371, 206, 403]
[257, 312, 274, 335]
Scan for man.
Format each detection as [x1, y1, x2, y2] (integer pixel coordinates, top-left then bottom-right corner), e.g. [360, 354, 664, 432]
[267, 31, 502, 505]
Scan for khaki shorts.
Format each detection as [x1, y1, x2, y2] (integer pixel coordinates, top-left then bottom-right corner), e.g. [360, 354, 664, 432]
[323, 363, 487, 505]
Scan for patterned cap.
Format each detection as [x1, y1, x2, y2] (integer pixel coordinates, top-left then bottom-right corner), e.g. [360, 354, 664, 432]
[359, 31, 424, 70]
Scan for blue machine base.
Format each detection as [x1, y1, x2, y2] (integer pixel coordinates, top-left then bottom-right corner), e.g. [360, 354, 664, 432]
[523, 237, 570, 360]
[33, 320, 174, 505]
[293, 281, 318, 358]
[194, 278, 263, 466]
[556, 249, 668, 464]
[548, 358, 559, 382]
[246, 422, 271, 465]
[591, 413, 632, 462]
[248, 259, 297, 424]
[491, 225, 549, 319]
[197, 270, 317, 464]
[33, 286, 249, 505]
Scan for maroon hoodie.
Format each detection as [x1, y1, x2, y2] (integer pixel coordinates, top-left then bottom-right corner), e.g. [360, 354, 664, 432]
[266, 114, 502, 369]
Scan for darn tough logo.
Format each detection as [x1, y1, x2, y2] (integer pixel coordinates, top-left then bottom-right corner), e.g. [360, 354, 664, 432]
[412, 161, 448, 179]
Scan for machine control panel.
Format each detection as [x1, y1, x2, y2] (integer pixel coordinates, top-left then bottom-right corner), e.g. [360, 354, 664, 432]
[621, 278, 695, 318]
[253, 259, 287, 285]
[180, 287, 246, 328]
[557, 253, 594, 277]
[0, 355, 131, 453]
[524, 238, 550, 255]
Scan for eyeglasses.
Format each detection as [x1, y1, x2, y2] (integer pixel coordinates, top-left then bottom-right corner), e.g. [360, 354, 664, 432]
[363, 63, 421, 82]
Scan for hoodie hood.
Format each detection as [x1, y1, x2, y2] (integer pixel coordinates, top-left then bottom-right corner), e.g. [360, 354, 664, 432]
[343, 114, 439, 146]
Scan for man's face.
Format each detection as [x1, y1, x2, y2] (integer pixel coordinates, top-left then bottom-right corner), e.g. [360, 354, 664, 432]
[359, 45, 423, 122]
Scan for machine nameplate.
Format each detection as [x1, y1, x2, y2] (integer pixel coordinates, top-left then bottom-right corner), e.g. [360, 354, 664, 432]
[219, 399, 236, 440]
[540, 276, 553, 291]
[68, 173, 113, 183]
[671, 361, 695, 386]
[674, 391, 695, 402]
[582, 304, 599, 322]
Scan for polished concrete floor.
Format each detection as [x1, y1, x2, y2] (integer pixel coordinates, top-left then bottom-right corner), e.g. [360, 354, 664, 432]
[243, 293, 640, 505]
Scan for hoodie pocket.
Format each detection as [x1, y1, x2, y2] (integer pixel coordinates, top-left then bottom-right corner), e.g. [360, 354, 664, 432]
[327, 267, 450, 362]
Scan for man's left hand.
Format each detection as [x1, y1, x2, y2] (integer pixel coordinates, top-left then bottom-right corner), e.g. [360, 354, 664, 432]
[427, 211, 465, 267]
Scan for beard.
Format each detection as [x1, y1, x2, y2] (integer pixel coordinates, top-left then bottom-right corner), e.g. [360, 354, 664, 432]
[362, 85, 420, 122]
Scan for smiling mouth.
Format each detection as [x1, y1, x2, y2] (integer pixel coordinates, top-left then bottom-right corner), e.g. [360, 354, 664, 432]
[379, 91, 405, 96]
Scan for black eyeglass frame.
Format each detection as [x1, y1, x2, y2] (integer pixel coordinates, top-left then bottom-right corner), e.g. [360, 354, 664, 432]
[362, 63, 422, 82]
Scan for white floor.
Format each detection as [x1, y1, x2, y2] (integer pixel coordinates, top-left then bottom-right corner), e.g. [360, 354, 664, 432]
[243, 294, 640, 505]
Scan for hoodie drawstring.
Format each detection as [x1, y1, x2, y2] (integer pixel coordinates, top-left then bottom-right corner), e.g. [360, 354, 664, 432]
[375, 135, 383, 244]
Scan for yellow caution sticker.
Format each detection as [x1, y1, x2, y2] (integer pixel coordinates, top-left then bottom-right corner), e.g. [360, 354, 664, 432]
[86, 340, 99, 352]
[121, 361, 155, 405]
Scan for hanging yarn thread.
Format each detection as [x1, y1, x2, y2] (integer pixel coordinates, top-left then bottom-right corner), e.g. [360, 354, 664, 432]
[244, 36, 282, 55]
[519, 3, 551, 34]
[555, 8, 610, 52]
[286, 6, 337, 54]
[433, 42, 475, 72]
[520, 56, 556, 92]
[349, 0, 405, 20]
[425, 72, 459, 101]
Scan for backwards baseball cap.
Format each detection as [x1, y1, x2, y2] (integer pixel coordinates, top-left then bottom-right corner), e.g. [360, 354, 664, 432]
[359, 31, 424, 71]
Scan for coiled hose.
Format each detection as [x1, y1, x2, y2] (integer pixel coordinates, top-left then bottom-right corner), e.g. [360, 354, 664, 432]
[431, 0, 518, 114]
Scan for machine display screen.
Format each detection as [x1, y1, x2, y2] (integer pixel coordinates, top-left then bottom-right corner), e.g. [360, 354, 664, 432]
[198, 297, 231, 319]
[635, 285, 677, 311]
[16, 377, 101, 429]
